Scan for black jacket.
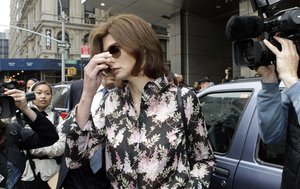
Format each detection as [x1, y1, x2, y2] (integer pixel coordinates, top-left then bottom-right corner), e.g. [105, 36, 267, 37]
[281, 106, 300, 189]
[0, 111, 59, 188]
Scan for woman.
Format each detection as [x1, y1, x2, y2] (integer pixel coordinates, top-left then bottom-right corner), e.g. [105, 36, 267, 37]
[0, 88, 59, 189]
[64, 14, 214, 188]
[25, 78, 39, 93]
[21, 81, 65, 189]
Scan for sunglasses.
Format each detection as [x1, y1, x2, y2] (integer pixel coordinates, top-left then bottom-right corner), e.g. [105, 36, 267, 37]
[106, 43, 121, 58]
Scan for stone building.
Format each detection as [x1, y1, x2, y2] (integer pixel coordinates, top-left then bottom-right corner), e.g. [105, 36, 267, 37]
[8, 0, 108, 82]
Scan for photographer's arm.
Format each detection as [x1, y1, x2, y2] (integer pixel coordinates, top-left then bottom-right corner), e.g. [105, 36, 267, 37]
[4, 89, 59, 148]
[257, 83, 287, 144]
[4, 89, 37, 121]
[256, 36, 299, 144]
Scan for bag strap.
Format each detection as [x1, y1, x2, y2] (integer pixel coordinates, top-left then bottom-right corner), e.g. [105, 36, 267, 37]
[177, 87, 192, 169]
[177, 87, 188, 129]
[26, 150, 38, 179]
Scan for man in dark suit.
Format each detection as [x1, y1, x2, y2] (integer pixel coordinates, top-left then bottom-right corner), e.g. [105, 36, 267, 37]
[56, 78, 111, 189]
[68, 79, 83, 111]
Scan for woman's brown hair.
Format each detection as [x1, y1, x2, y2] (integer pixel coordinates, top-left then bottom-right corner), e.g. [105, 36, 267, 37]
[89, 14, 166, 79]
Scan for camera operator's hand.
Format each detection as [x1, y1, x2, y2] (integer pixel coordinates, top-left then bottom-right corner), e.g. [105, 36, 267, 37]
[256, 64, 278, 83]
[4, 88, 37, 121]
[262, 36, 299, 88]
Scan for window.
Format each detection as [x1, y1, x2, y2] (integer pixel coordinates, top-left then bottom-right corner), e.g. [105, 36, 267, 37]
[58, 0, 69, 17]
[258, 137, 285, 166]
[159, 39, 167, 64]
[84, 5, 95, 24]
[199, 91, 251, 153]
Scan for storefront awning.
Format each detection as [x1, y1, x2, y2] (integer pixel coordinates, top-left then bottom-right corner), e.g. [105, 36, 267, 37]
[0, 58, 88, 71]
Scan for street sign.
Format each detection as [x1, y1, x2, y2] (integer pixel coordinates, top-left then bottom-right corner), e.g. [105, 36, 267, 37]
[57, 42, 70, 49]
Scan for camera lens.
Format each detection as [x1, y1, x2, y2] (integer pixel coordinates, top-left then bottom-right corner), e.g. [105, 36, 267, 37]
[25, 92, 36, 101]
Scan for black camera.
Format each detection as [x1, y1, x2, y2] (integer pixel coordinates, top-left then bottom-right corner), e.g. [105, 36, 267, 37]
[226, 0, 300, 69]
[0, 80, 36, 119]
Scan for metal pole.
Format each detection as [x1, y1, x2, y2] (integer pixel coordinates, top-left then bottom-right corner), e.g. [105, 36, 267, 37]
[0, 24, 63, 43]
[58, 0, 66, 82]
[61, 11, 66, 82]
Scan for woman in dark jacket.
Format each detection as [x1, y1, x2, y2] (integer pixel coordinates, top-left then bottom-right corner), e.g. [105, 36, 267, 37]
[0, 88, 59, 189]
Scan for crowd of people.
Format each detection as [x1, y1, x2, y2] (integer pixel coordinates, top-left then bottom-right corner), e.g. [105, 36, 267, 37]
[1, 13, 299, 189]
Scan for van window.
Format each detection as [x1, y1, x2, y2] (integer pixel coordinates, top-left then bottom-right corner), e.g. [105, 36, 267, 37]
[199, 91, 251, 153]
[258, 138, 285, 166]
[52, 85, 70, 109]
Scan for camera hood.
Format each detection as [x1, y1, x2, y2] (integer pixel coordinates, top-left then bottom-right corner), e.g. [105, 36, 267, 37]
[0, 96, 16, 119]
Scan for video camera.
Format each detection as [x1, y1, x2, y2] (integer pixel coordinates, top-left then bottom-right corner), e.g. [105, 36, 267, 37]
[0, 80, 36, 119]
[226, 0, 300, 69]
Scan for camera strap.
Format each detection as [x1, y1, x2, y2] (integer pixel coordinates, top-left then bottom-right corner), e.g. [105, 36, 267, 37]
[26, 150, 38, 179]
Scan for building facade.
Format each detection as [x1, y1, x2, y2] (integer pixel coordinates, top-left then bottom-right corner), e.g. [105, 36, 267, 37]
[8, 0, 109, 82]
[0, 32, 9, 58]
[9, 0, 108, 59]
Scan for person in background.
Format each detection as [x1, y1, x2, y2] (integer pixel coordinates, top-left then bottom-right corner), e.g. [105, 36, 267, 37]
[256, 36, 300, 189]
[21, 81, 65, 189]
[193, 81, 201, 94]
[221, 67, 233, 83]
[199, 78, 211, 91]
[166, 71, 179, 86]
[0, 88, 59, 189]
[62, 14, 214, 188]
[56, 76, 116, 189]
[26, 78, 39, 93]
[68, 80, 84, 111]
[175, 73, 189, 87]
[204, 75, 215, 86]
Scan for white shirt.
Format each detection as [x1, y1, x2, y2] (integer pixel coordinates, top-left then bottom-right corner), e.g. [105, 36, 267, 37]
[91, 85, 105, 116]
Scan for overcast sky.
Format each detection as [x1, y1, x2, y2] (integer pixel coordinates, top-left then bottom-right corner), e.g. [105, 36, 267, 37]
[0, 1, 10, 32]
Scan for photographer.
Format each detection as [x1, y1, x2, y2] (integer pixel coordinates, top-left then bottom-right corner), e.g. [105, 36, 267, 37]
[256, 36, 300, 189]
[0, 88, 59, 189]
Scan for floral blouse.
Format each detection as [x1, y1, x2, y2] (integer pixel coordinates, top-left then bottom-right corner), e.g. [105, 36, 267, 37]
[63, 76, 215, 189]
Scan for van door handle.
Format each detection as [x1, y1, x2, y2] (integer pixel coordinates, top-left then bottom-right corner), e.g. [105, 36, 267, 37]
[214, 166, 230, 177]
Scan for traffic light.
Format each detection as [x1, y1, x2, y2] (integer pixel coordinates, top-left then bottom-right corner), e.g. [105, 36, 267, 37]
[66, 67, 77, 76]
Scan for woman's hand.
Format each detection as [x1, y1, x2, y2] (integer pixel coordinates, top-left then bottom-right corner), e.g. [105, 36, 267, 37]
[76, 52, 112, 129]
[4, 88, 37, 121]
[82, 52, 112, 98]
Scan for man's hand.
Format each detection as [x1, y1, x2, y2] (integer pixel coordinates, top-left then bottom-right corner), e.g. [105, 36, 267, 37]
[263, 36, 299, 88]
[256, 64, 278, 83]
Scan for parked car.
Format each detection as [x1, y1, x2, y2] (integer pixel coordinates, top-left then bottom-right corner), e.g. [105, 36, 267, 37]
[52, 81, 73, 119]
[197, 78, 285, 189]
